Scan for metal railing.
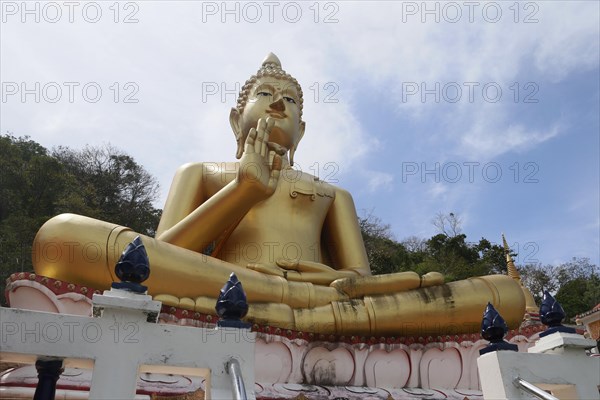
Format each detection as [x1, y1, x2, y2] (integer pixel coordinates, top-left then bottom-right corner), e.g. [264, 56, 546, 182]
[513, 377, 559, 400]
[227, 358, 247, 400]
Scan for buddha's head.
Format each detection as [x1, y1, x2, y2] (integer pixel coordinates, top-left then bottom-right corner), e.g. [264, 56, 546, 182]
[230, 53, 306, 165]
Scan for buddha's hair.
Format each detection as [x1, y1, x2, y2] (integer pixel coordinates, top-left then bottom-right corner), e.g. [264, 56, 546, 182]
[236, 60, 304, 119]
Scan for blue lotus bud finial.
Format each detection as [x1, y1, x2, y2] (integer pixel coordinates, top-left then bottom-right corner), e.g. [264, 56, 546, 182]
[111, 236, 150, 294]
[481, 302, 508, 342]
[215, 273, 251, 329]
[479, 302, 518, 355]
[539, 291, 576, 337]
[540, 291, 566, 326]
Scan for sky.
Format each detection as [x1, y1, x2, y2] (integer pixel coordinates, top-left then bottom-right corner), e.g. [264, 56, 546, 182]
[1, 0, 599, 267]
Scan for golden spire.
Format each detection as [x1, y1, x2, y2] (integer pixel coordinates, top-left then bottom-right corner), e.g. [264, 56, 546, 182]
[502, 233, 521, 281]
[502, 233, 539, 315]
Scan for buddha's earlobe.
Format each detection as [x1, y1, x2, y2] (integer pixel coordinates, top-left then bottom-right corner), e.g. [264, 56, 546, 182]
[229, 108, 244, 159]
[289, 121, 306, 167]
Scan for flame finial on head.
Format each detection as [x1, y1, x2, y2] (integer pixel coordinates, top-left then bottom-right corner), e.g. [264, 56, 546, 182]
[262, 52, 282, 68]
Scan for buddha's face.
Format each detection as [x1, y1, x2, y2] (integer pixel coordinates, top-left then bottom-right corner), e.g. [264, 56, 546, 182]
[240, 77, 303, 151]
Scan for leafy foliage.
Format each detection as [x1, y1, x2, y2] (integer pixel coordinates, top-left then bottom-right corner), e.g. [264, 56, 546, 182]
[52, 144, 161, 235]
[358, 213, 413, 275]
[520, 257, 600, 320]
[1, 135, 69, 292]
[359, 211, 598, 320]
[0, 135, 161, 304]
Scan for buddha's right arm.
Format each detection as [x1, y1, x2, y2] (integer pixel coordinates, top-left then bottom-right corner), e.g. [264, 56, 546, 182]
[155, 163, 264, 253]
[157, 126, 281, 252]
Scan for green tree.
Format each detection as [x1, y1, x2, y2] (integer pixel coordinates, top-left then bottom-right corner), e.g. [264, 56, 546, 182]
[0, 135, 163, 305]
[359, 212, 412, 275]
[416, 233, 489, 281]
[554, 258, 600, 320]
[476, 237, 510, 275]
[520, 263, 556, 304]
[360, 211, 510, 281]
[0, 135, 73, 304]
[52, 144, 161, 236]
[555, 277, 598, 320]
[520, 257, 599, 320]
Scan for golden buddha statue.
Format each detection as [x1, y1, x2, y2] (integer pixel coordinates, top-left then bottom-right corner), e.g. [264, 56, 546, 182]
[33, 53, 526, 336]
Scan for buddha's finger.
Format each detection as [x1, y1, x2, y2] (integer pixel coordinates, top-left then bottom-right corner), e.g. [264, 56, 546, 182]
[261, 118, 274, 158]
[276, 259, 299, 270]
[268, 165, 281, 193]
[264, 153, 281, 194]
[247, 263, 283, 277]
[279, 259, 331, 273]
[245, 128, 257, 154]
[271, 153, 282, 171]
[255, 118, 267, 154]
[266, 142, 286, 156]
[260, 133, 268, 158]
[281, 270, 303, 282]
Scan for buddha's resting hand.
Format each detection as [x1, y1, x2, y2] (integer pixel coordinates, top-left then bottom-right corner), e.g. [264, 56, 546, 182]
[247, 259, 359, 286]
[239, 117, 282, 198]
[330, 271, 445, 298]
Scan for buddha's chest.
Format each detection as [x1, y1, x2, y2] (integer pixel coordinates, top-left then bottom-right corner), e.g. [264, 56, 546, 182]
[260, 171, 334, 217]
[232, 172, 335, 241]
[222, 172, 335, 264]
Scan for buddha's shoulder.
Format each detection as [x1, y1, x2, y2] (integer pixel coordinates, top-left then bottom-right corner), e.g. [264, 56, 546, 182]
[173, 162, 238, 190]
[176, 161, 239, 174]
[288, 170, 352, 200]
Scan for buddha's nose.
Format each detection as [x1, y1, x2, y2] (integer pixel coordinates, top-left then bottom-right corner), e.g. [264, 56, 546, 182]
[269, 98, 285, 112]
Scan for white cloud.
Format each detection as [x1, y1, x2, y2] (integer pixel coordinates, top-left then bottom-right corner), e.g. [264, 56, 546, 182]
[365, 171, 394, 193]
[1, 1, 597, 265]
[3, 1, 597, 176]
[427, 182, 449, 199]
[460, 117, 562, 158]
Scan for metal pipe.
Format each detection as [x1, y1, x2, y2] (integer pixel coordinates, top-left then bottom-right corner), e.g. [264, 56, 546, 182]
[513, 377, 559, 400]
[227, 358, 247, 400]
[33, 358, 64, 400]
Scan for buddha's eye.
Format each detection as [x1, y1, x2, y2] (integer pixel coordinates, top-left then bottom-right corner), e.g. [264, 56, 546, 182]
[257, 91, 272, 98]
[284, 96, 296, 104]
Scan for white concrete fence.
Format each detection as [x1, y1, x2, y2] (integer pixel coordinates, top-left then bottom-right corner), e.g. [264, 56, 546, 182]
[477, 332, 599, 400]
[0, 287, 256, 400]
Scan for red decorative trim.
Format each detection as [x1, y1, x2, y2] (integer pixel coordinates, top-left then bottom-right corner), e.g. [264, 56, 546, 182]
[5, 273, 102, 306]
[576, 303, 600, 319]
[7, 274, 548, 344]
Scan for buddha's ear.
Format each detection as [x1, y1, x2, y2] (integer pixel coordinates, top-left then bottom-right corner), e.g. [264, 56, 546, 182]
[297, 121, 306, 144]
[229, 108, 244, 159]
[290, 121, 306, 167]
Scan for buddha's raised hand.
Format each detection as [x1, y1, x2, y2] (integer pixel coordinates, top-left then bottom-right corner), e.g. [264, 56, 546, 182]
[238, 117, 282, 198]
